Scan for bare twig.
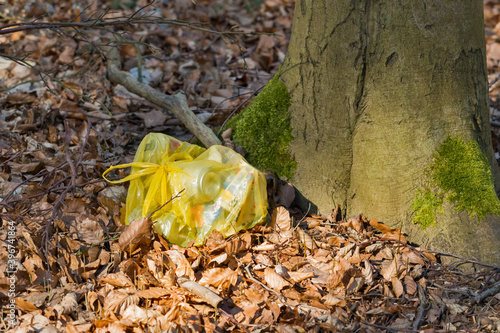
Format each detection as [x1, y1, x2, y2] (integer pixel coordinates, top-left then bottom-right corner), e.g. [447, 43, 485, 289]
[1, 53, 111, 114]
[0, 16, 272, 37]
[217, 308, 249, 333]
[243, 263, 286, 302]
[147, 189, 185, 218]
[361, 322, 420, 332]
[63, 120, 77, 188]
[426, 250, 500, 270]
[413, 284, 427, 330]
[489, 72, 500, 89]
[472, 280, 500, 304]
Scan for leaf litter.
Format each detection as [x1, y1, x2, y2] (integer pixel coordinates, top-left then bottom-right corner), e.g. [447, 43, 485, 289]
[0, 0, 499, 332]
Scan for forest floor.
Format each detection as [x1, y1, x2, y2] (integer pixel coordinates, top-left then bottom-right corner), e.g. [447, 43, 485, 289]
[1, 0, 500, 332]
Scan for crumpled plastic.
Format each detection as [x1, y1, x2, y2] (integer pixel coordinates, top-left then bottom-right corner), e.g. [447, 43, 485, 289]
[103, 133, 268, 247]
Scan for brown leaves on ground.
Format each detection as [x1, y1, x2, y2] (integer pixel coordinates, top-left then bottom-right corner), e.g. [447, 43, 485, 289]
[117, 217, 153, 252]
[0, 0, 499, 332]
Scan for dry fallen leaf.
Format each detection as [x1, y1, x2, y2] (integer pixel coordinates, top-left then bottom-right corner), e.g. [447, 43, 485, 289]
[270, 206, 292, 235]
[422, 250, 437, 261]
[252, 242, 275, 251]
[52, 292, 78, 317]
[346, 276, 365, 295]
[361, 259, 375, 285]
[365, 307, 392, 315]
[287, 271, 314, 283]
[103, 290, 138, 316]
[382, 229, 407, 243]
[15, 297, 40, 312]
[443, 298, 467, 315]
[381, 260, 398, 281]
[345, 215, 365, 234]
[99, 272, 135, 288]
[166, 250, 195, 280]
[135, 110, 169, 128]
[136, 287, 170, 299]
[323, 294, 346, 307]
[298, 228, 317, 251]
[404, 275, 417, 295]
[391, 276, 404, 298]
[402, 250, 426, 265]
[200, 267, 238, 290]
[225, 233, 252, 256]
[369, 218, 392, 233]
[118, 217, 153, 252]
[426, 306, 442, 323]
[57, 45, 75, 64]
[121, 304, 152, 324]
[264, 267, 291, 292]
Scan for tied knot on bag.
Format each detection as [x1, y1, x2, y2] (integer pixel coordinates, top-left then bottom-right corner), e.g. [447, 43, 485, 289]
[102, 152, 192, 220]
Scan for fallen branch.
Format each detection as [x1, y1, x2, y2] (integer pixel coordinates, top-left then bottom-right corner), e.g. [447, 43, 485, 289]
[412, 284, 427, 330]
[104, 46, 221, 147]
[177, 277, 223, 308]
[472, 280, 500, 304]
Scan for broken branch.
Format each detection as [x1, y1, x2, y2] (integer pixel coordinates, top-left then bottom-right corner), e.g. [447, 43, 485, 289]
[177, 277, 223, 308]
[104, 46, 221, 147]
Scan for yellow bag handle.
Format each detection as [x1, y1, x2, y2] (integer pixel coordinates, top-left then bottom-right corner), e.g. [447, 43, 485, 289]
[102, 162, 160, 184]
[102, 151, 194, 184]
[143, 165, 169, 218]
[103, 159, 189, 219]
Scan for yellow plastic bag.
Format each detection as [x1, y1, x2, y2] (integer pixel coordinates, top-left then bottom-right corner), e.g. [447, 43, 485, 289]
[103, 133, 268, 247]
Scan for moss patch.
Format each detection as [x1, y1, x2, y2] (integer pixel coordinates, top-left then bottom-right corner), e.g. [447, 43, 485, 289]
[412, 187, 444, 229]
[412, 135, 500, 229]
[226, 70, 296, 179]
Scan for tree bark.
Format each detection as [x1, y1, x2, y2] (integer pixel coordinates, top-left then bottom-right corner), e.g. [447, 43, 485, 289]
[280, 0, 500, 264]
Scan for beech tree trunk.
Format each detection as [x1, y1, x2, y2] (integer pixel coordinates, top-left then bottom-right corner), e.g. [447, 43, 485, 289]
[280, 0, 500, 264]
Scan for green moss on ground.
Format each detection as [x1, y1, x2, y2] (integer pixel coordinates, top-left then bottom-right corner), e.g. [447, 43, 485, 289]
[226, 70, 296, 179]
[412, 135, 500, 229]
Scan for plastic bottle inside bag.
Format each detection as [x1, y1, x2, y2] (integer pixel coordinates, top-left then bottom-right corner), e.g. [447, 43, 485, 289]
[183, 166, 221, 204]
[196, 167, 221, 202]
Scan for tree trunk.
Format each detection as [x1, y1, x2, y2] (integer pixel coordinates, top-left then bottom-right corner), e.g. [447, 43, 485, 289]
[279, 0, 500, 264]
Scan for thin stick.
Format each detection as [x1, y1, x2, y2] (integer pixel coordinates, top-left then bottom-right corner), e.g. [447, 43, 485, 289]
[217, 308, 249, 333]
[425, 250, 500, 270]
[243, 264, 286, 302]
[147, 189, 185, 218]
[361, 322, 420, 332]
[472, 280, 500, 304]
[412, 284, 427, 330]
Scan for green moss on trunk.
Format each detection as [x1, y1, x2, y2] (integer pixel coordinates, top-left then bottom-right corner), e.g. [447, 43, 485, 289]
[412, 135, 500, 228]
[226, 70, 296, 178]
